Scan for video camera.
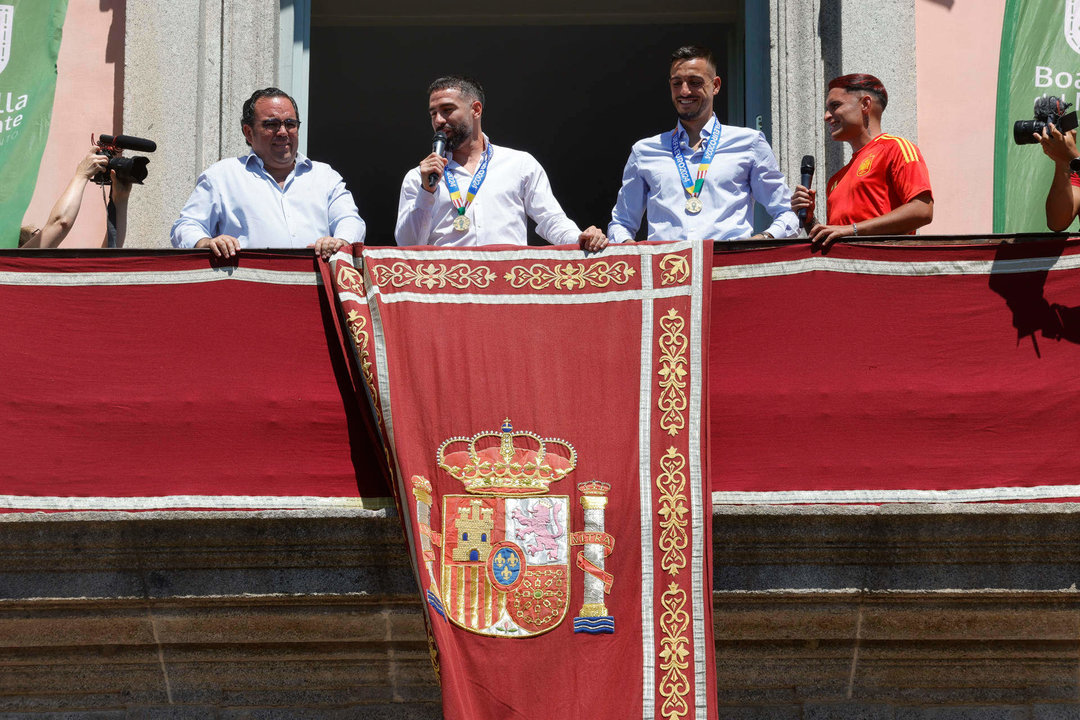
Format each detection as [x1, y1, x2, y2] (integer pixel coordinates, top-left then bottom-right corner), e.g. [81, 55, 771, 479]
[1013, 96, 1079, 145]
[92, 133, 157, 185]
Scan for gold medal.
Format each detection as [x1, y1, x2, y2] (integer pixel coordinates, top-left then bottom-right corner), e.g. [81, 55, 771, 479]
[453, 215, 471, 232]
[685, 197, 703, 214]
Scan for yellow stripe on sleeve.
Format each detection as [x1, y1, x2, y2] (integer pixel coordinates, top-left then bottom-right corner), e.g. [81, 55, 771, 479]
[882, 135, 918, 163]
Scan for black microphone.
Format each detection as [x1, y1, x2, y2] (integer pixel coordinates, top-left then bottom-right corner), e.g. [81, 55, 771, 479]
[98, 134, 157, 153]
[428, 132, 447, 189]
[798, 155, 815, 226]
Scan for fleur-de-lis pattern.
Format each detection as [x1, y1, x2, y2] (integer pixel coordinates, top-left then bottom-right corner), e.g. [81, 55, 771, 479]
[335, 264, 365, 296]
[658, 254, 690, 286]
[656, 447, 688, 575]
[504, 261, 636, 290]
[375, 262, 496, 290]
[657, 309, 688, 437]
[345, 309, 382, 426]
[658, 583, 690, 719]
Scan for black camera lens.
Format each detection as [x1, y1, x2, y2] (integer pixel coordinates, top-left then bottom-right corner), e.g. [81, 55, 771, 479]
[1014, 120, 1045, 145]
[108, 156, 150, 184]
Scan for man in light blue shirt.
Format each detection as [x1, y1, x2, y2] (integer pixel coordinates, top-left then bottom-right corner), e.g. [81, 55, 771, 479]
[607, 46, 798, 248]
[171, 88, 364, 259]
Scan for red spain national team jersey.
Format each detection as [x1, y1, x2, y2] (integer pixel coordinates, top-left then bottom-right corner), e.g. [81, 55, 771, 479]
[824, 133, 933, 230]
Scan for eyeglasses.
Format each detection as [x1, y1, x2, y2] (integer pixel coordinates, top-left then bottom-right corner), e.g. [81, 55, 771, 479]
[260, 119, 302, 133]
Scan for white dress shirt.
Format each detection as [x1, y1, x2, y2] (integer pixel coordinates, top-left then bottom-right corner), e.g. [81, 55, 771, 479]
[395, 137, 581, 247]
[170, 152, 365, 248]
[608, 116, 798, 242]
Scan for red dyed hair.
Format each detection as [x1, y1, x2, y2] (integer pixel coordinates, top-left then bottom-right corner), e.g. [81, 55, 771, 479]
[828, 74, 888, 110]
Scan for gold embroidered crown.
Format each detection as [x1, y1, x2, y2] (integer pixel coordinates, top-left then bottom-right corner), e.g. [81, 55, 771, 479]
[437, 419, 576, 496]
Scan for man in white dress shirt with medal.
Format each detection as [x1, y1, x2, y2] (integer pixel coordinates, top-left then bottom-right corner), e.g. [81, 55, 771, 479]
[395, 75, 607, 249]
[606, 46, 798, 248]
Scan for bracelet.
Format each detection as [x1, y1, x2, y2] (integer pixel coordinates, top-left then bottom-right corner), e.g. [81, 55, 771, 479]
[851, 223, 858, 236]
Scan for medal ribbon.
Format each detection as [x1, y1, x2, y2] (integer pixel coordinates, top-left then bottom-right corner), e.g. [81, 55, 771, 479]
[670, 118, 721, 199]
[443, 141, 494, 216]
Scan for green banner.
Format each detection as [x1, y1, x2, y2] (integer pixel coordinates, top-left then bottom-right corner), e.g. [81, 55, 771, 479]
[994, 0, 1080, 233]
[0, 0, 67, 247]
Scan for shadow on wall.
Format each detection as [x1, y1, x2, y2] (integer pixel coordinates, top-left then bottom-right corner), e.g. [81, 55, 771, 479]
[101, 0, 125, 132]
[818, 0, 845, 176]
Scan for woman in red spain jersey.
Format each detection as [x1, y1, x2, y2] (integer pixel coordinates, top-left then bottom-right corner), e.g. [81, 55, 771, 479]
[791, 74, 934, 250]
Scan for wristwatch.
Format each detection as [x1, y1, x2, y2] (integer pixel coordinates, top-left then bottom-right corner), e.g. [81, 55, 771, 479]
[1069, 156, 1080, 175]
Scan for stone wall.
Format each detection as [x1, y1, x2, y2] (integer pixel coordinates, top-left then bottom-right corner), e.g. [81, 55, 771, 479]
[3, 505, 1080, 717]
[771, 0, 919, 216]
[123, 0, 279, 248]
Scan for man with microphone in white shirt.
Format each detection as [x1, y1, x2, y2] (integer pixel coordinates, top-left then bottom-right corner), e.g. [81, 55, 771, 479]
[395, 75, 606, 250]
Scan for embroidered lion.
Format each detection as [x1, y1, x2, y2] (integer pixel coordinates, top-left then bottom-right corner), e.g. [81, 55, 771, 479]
[511, 499, 563, 562]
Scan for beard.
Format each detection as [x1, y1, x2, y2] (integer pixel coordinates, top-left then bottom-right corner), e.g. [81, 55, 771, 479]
[442, 119, 472, 150]
[675, 99, 705, 124]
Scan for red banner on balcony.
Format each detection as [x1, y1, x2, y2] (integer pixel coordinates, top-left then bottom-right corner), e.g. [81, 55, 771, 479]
[5, 238, 1077, 515]
[328, 242, 716, 720]
[710, 238, 1080, 503]
[0, 251, 388, 511]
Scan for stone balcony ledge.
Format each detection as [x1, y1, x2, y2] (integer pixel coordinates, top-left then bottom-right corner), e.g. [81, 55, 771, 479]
[4, 504, 1080, 716]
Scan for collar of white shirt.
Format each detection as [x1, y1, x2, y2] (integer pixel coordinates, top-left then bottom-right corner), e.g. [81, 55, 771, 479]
[242, 150, 313, 180]
[674, 115, 720, 151]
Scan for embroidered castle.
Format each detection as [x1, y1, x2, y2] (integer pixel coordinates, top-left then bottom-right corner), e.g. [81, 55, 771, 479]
[451, 499, 494, 562]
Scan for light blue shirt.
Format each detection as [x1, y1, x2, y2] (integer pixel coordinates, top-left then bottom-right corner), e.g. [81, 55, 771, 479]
[608, 116, 798, 242]
[171, 152, 365, 248]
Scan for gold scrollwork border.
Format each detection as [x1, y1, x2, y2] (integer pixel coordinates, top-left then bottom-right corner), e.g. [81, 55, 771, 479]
[658, 582, 691, 720]
[656, 447, 688, 575]
[657, 308, 688, 437]
[335, 263, 365, 296]
[345, 309, 383, 426]
[374, 261, 496, 290]
[658, 254, 691, 286]
[421, 609, 442, 683]
[504, 261, 636, 291]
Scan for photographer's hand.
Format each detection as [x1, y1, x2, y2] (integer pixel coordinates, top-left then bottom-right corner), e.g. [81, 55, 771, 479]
[76, 148, 109, 180]
[110, 170, 132, 203]
[1036, 123, 1078, 166]
[107, 170, 133, 248]
[1040, 125, 1080, 231]
[37, 148, 110, 248]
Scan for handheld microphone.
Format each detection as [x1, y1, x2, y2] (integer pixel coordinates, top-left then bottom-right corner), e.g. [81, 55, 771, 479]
[798, 155, 815, 225]
[98, 134, 158, 153]
[428, 132, 447, 189]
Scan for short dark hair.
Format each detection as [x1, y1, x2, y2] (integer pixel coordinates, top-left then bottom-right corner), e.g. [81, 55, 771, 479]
[828, 74, 888, 111]
[670, 45, 716, 74]
[428, 75, 485, 106]
[241, 87, 299, 128]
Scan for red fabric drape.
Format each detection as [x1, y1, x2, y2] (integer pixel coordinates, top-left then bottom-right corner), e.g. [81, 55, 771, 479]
[329, 242, 716, 720]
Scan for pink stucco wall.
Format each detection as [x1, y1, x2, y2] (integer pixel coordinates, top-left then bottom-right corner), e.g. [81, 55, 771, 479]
[916, 0, 1005, 235]
[21, 0, 124, 247]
